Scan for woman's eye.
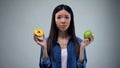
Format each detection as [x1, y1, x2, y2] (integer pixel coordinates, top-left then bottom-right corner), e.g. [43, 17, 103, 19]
[57, 16, 61, 19]
[65, 16, 69, 19]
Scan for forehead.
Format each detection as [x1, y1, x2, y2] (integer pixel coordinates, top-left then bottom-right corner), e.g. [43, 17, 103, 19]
[55, 10, 70, 16]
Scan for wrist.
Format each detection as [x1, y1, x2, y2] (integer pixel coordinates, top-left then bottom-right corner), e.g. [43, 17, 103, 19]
[42, 46, 47, 50]
[42, 46, 48, 60]
[41, 44, 47, 49]
[80, 45, 85, 49]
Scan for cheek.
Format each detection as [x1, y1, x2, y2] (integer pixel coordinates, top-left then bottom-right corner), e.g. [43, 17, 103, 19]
[55, 19, 59, 25]
[67, 20, 71, 26]
[55, 16, 59, 23]
[55, 19, 59, 28]
[67, 22, 71, 28]
[55, 19, 59, 23]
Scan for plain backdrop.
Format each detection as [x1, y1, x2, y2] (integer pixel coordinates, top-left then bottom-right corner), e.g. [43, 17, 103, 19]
[0, 0, 120, 68]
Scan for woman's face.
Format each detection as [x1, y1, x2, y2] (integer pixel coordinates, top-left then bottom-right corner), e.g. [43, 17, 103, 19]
[55, 9, 71, 32]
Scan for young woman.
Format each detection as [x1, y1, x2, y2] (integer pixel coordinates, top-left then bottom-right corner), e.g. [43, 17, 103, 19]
[34, 4, 94, 68]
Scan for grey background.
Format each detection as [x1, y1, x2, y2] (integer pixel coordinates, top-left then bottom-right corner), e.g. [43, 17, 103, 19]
[0, 0, 120, 68]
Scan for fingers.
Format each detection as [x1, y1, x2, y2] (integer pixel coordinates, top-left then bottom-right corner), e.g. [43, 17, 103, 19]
[89, 35, 94, 43]
[83, 39, 90, 45]
[34, 34, 43, 41]
[34, 34, 46, 46]
[34, 35, 39, 44]
[42, 34, 46, 40]
[81, 39, 89, 48]
[34, 34, 38, 42]
[81, 35, 94, 48]
[34, 34, 41, 44]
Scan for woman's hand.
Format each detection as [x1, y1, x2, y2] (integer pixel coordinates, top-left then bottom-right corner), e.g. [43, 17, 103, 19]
[81, 35, 94, 48]
[34, 34, 47, 49]
[79, 36, 94, 62]
[34, 34, 49, 60]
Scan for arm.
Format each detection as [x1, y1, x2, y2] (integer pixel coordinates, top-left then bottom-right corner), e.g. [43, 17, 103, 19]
[77, 36, 94, 68]
[39, 48, 51, 68]
[79, 36, 94, 63]
[34, 35, 51, 68]
[76, 37, 88, 68]
[77, 47, 87, 68]
[80, 46, 86, 63]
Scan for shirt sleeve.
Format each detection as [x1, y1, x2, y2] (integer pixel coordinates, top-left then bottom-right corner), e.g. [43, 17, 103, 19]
[77, 48, 87, 68]
[39, 48, 51, 68]
[77, 37, 87, 68]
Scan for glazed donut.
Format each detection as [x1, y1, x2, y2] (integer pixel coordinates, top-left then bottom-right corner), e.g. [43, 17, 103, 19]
[34, 28, 44, 40]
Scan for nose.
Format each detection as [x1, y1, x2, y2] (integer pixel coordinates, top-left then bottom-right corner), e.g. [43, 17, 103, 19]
[61, 17, 66, 23]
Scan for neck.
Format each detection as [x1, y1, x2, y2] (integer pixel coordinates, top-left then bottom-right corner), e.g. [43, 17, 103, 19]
[58, 31, 69, 38]
[58, 31, 69, 49]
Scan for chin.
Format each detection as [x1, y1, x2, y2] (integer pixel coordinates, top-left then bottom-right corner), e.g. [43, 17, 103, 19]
[60, 29, 67, 32]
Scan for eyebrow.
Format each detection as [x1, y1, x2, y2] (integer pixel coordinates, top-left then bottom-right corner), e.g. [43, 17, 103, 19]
[57, 15, 70, 17]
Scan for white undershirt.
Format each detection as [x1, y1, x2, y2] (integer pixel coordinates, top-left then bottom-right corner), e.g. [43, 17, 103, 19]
[61, 48, 67, 68]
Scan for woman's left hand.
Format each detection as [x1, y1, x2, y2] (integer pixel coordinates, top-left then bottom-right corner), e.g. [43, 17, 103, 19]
[81, 36, 94, 48]
[79, 36, 94, 62]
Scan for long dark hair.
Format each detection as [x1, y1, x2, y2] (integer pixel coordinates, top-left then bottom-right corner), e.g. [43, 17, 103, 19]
[47, 4, 80, 59]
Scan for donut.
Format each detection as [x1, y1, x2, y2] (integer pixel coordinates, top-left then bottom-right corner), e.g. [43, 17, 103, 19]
[34, 28, 44, 37]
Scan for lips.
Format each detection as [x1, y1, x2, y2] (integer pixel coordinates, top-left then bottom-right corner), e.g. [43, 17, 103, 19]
[60, 25, 66, 28]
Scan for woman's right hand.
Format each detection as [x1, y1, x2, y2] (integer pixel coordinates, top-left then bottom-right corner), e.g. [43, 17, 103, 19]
[34, 34, 47, 49]
[34, 34, 49, 60]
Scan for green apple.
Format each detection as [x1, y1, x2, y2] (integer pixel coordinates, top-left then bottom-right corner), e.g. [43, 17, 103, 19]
[84, 30, 93, 39]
